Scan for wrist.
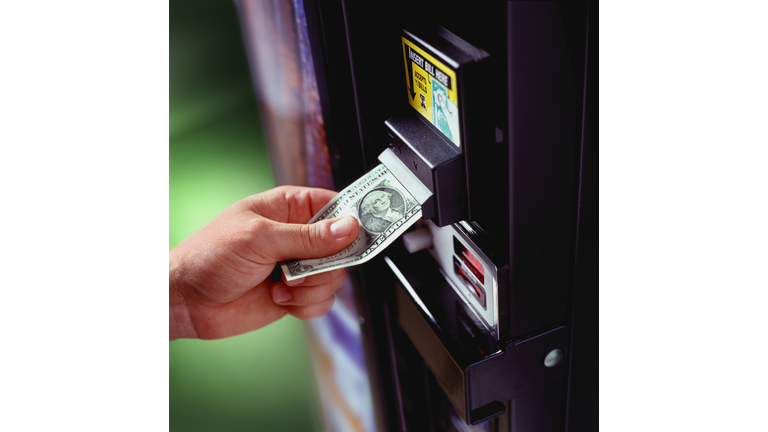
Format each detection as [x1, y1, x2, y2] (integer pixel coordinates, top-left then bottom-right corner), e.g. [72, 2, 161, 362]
[169, 249, 198, 341]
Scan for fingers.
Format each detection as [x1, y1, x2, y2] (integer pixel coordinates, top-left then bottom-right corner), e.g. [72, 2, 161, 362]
[271, 269, 347, 306]
[278, 296, 336, 321]
[245, 186, 339, 224]
[282, 267, 343, 287]
[185, 279, 288, 340]
[258, 215, 360, 262]
[271, 270, 341, 321]
[239, 186, 360, 262]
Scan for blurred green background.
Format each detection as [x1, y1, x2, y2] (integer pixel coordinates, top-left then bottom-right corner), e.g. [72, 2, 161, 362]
[170, 1, 320, 430]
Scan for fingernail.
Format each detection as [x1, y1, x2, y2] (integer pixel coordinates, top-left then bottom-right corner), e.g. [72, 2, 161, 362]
[286, 277, 305, 286]
[273, 286, 291, 304]
[330, 217, 354, 239]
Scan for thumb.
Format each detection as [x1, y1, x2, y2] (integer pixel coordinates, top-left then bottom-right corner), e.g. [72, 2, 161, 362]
[261, 216, 360, 262]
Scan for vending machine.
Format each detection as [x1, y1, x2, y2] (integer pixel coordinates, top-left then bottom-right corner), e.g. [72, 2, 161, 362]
[237, 1, 597, 430]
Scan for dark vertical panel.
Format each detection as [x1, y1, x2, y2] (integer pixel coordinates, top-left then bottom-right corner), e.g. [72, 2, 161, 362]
[304, 0, 367, 190]
[507, 2, 582, 339]
[566, 3, 599, 431]
[340, 1, 405, 170]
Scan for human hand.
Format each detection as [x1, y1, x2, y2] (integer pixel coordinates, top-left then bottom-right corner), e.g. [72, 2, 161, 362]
[169, 186, 360, 340]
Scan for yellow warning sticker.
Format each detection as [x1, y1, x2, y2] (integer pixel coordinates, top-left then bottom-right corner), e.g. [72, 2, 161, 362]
[402, 37, 460, 147]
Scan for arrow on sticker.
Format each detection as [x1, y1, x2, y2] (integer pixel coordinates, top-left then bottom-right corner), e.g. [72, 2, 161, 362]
[405, 46, 417, 102]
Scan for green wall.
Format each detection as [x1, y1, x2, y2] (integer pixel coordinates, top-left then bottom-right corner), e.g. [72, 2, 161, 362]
[170, 1, 320, 430]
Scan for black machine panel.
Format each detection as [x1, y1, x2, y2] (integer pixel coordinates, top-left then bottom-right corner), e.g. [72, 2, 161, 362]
[245, 1, 597, 430]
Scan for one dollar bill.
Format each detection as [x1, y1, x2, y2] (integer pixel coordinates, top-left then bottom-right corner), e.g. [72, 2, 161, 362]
[281, 164, 422, 281]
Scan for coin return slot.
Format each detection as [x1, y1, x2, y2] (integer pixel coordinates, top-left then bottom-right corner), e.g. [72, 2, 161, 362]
[453, 256, 486, 309]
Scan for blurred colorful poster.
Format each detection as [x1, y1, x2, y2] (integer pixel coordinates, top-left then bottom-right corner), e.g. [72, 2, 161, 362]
[307, 278, 377, 432]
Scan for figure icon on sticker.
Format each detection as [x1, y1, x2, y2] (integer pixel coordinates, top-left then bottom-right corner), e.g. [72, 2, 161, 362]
[432, 80, 460, 146]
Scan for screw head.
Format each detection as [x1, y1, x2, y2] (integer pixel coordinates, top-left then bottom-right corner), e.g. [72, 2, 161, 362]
[544, 349, 564, 367]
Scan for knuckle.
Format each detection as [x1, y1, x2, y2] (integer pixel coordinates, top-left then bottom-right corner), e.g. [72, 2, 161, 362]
[300, 297, 334, 320]
[274, 185, 295, 198]
[304, 286, 328, 305]
[280, 186, 305, 204]
[323, 271, 347, 291]
[305, 271, 334, 286]
[320, 296, 335, 314]
[292, 284, 335, 307]
[247, 217, 269, 235]
[299, 224, 317, 253]
[334, 269, 348, 285]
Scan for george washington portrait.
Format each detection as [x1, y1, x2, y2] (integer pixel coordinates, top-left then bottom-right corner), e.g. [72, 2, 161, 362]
[358, 188, 405, 233]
